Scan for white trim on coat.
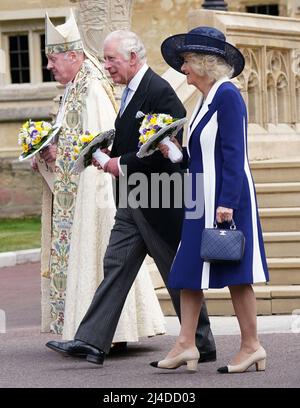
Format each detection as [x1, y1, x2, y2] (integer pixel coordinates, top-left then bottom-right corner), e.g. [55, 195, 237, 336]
[242, 118, 266, 283]
[199, 111, 218, 289]
[186, 77, 229, 158]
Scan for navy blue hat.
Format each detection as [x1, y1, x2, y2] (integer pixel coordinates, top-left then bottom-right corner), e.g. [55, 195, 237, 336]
[161, 26, 245, 78]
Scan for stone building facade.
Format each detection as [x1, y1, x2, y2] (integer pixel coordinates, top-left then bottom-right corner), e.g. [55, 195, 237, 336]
[0, 0, 299, 216]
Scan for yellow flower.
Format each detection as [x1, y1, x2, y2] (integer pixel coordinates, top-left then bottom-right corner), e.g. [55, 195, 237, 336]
[146, 129, 156, 137]
[32, 136, 41, 145]
[86, 134, 95, 142]
[80, 135, 90, 143]
[22, 143, 28, 153]
[23, 121, 29, 130]
[79, 132, 96, 144]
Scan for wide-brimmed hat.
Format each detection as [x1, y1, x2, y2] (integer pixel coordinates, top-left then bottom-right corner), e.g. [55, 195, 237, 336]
[161, 26, 245, 78]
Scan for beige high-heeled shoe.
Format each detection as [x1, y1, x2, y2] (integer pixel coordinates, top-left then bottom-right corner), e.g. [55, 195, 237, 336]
[218, 346, 266, 374]
[150, 347, 200, 372]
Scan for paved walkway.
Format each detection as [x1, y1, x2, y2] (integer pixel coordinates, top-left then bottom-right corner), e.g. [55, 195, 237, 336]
[0, 262, 299, 389]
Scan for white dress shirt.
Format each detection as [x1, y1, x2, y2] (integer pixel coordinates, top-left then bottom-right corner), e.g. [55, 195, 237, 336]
[117, 63, 149, 176]
[121, 63, 149, 112]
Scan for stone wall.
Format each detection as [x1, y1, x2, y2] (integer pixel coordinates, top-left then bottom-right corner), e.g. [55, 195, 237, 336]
[131, 0, 200, 75]
[1, 1, 299, 217]
[0, 0, 71, 11]
[0, 158, 42, 218]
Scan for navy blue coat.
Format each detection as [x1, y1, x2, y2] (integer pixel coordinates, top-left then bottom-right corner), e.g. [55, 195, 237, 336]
[169, 79, 269, 289]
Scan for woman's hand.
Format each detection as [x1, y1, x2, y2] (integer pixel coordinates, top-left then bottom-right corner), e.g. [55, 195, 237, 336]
[158, 142, 170, 158]
[216, 206, 233, 223]
[170, 136, 182, 151]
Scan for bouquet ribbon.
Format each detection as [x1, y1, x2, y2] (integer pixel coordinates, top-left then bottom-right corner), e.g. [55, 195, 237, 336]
[92, 149, 111, 168]
[160, 136, 183, 163]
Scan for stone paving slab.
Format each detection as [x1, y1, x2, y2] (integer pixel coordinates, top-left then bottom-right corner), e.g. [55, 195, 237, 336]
[0, 262, 299, 389]
[0, 328, 299, 388]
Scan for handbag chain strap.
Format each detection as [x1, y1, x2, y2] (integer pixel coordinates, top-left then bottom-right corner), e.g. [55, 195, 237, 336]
[213, 218, 237, 230]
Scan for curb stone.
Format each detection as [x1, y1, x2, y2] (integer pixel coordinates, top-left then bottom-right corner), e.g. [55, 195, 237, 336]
[0, 248, 41, 268]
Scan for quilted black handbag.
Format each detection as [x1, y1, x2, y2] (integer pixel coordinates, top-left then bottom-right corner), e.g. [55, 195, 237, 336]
[200, 219, 245, 263]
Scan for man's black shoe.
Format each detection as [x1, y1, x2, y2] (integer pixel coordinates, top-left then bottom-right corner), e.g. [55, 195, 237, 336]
[109, 342, 128, 356]
[46, 340, 105, 365]
[198, 350, 217, 363]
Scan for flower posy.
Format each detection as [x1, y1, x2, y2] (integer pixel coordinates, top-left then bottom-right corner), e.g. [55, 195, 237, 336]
[138, 113, 176, 145]
[71, 131, 97, 161]
[18, 120, 53, 157]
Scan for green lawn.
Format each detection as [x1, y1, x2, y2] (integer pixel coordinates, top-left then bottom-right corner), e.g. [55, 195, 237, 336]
[0, 217, 41, 253]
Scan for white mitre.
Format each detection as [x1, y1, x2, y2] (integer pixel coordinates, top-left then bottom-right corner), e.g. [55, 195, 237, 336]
[45, 9, 83, 54]
[45, 9, 118, 112]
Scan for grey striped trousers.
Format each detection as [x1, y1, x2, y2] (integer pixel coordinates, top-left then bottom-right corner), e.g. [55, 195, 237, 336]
[75, 206, 215, 354]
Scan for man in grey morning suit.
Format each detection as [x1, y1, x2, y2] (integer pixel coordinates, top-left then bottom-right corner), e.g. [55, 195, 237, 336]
[46, 30, 216, 365]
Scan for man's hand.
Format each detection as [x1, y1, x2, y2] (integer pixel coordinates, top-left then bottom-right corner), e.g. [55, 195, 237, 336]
[40, 144, 57, 163]
[31, 156, 39, 172]
[103, 157, 119, 177]
[92, 147, 111, 171]
[158, 137, 182, 160]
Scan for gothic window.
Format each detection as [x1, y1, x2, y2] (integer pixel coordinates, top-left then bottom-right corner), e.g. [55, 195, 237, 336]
[246, 4, 279, 15]
[9, 35, 30, 83]
[266, 50, 291, 125]
[248, 72, 260, 124]
[276, 73, 289, 124]
[238, 48, 262, 125]
[0, 17, 63, 87]
[267, 74, 276, 124]
[40, 34, 54, 82]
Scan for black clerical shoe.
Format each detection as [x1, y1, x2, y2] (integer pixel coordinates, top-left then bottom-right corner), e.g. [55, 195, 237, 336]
[198, 350, 217, 363]
[109, 342, 128, 356]
[46, 340, 105, 365]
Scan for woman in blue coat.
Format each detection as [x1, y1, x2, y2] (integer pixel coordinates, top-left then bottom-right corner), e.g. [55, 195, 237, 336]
[151, 26, 269, 374]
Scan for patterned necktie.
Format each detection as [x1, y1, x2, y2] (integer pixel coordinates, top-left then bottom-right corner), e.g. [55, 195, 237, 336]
[120, 86, 130, 116]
